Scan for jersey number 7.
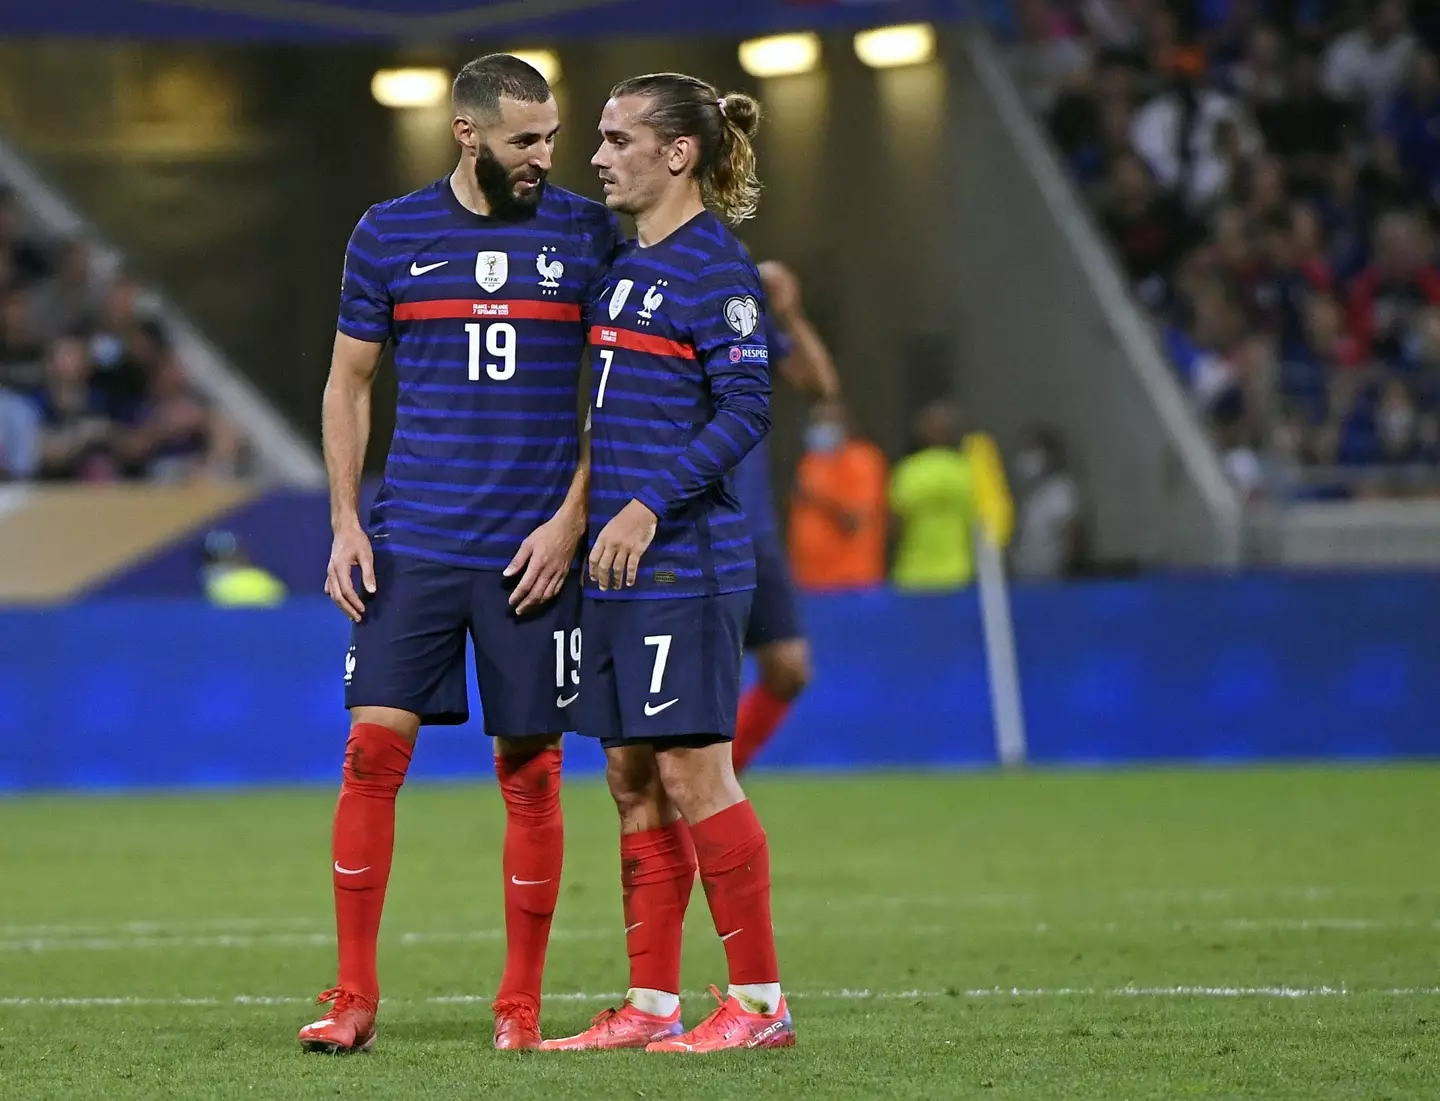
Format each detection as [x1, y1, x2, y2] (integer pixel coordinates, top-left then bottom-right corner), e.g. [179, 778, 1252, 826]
[465, 322, 517, 381]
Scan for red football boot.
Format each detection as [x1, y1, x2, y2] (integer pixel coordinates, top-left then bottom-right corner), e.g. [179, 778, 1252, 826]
[539, 1001, 685, 1051]
[645, 986, 795, 1053]
[493, 999, 541, 1050]
[297, 987, 378, 1054]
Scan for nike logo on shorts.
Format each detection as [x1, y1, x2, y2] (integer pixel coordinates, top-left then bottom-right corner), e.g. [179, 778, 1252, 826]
[644, 698, 679, 717]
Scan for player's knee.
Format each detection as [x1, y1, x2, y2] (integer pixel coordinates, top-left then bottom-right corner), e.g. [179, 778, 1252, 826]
[494, 738, 562, 819]
[760, 642, 812, 702]
[341, 721, 415, 797]
[606, 749, 663, 819]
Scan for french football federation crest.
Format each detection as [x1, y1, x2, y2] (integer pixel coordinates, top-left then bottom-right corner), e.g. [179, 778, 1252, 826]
[638, 281, 668, 325]
[723, 295, 760, 338]
[476, 251, 508, 293]
[536, 247, 564, 293]
[608, 278, 634, 320]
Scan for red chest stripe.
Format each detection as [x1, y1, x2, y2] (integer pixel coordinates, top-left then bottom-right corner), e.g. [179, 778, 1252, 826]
[589, 324, 697, 361]
[394, 299, 582, 322]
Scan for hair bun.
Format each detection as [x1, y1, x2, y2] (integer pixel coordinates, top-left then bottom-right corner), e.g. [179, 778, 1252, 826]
[717, 92, 761, 139]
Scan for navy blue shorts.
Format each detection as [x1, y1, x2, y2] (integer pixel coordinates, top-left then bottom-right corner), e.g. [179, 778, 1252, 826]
[344, 550, 581, 735]
[744, 533, 804, 650]
[579, 591, 752, 748]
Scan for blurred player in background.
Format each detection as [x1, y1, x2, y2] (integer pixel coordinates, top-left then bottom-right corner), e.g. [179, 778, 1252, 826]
[541, 73, 793, 1053]
[302, 54, 620, 1054]
[729, 259, 838, 772]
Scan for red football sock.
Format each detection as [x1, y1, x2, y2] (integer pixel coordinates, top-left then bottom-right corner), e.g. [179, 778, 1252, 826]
[732, 685, 792, 773]
[333, 722, 414, 999]
[691, 801, 779, 985]
[620, 820, 697, 994]
[494, 747, 564, 1012]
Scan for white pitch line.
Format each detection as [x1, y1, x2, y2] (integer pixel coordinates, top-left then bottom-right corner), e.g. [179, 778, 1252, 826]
[4, 987, 1440, 1009]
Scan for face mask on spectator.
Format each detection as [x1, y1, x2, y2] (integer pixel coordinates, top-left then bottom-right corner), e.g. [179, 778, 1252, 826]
[91, 333, 124, 368]
[805, 422, 844, 454]
[1380, 406, 1415, 448]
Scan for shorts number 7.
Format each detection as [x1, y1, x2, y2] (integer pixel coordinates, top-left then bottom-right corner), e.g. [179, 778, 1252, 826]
[643, 634, 672, 694]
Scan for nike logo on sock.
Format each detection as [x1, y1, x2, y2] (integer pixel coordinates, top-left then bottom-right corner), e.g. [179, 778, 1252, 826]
[511, 876, 553, 886]
[719, 928, 744, 942]
[624, 921, 644, 934]
[334, 862, 371, 875]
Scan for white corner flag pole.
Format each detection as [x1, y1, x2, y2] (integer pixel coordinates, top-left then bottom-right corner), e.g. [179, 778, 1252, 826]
[974, 528, 1028, 767]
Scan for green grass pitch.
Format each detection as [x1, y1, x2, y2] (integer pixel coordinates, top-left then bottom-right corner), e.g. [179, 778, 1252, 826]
[0, 766, 1437, 1099]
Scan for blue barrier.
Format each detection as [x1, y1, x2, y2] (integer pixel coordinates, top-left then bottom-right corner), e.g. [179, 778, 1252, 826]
[2, 576, 1438, 792]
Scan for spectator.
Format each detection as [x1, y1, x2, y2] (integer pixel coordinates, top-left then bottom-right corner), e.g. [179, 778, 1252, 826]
[1100, 151, 1199, 307]
[1379, 50, 1440, 206]
[889, 402, 985, 592]
[0, 186, 50, 285]
[33, 335, 117, 481]
[1010, 424, 1085, 580]
[1347, 209, 1440, 363]
[1321, 0, 1417, 126]
[1130, 75, 1262, 210]
[0, 287, 45, 389]
[126, 354, 239, 482]
[1012, 0, 1091, 111]
[787, 399, 888, 592]
[1253, 47, 1349, 196]
[88, 275, 151, 418]
[1211, 387, 1267, 501]
[0, 386, 41, 480]
[1228, 22, 1289, 103]
[29, 238, 105, 343]
[1374, 376, 1423, 464]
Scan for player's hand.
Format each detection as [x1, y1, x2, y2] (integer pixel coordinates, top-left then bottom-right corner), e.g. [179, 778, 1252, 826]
[325, 521, 376, 623]
[758, 260, 801, 321]
[588, 499, 658, 591]
[506, 510, 583, 615]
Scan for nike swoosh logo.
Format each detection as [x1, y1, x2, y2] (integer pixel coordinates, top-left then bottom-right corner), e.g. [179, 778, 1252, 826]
[624, 921, 643, 934]
[511, 876, 552, 887]
[644, 698, 679, 717]
[410, 260, 448, 276]
[719, 928, 743, 942]
[334, 862, 371, 875]
[557, 693, 578, 708]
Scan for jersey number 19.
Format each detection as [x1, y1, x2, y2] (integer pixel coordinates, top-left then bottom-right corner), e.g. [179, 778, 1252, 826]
[465, 322, 516, 381]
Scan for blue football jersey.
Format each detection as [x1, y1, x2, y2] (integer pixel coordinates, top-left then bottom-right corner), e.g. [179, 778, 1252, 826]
[587, 211, 772, 599]
[338, 178, 621, 569]
[731, 327, 793, 536]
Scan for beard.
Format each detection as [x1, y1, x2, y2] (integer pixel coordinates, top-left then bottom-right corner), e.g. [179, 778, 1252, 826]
[474, 143, 547, 220]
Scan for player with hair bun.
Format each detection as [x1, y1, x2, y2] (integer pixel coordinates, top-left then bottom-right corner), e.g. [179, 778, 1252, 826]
[540, 73, 794, 1053]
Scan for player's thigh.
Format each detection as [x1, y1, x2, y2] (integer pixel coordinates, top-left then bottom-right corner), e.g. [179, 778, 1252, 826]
[470, 567, 582, 739]
[578, 596, 625, 748]
[743, 534, 805, 651]
[345, 550, 471, 726]
[611, 592, 752, 743]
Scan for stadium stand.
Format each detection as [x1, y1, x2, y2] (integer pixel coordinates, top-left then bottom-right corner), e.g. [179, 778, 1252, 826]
[0, 181, 246, 483]
[1007, 0, 1440, 501]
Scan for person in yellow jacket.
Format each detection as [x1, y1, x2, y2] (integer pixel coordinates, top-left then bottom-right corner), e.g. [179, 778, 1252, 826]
[889, 402, 1012, 590]
[202, 530, 288, 608]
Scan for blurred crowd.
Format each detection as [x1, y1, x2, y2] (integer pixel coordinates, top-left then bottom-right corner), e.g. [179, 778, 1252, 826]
[1009, 0, 1440, 499]
[0, 184, 243, 483]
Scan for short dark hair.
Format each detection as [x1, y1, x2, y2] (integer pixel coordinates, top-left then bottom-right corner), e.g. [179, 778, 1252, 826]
[452, 53, 552, 119]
